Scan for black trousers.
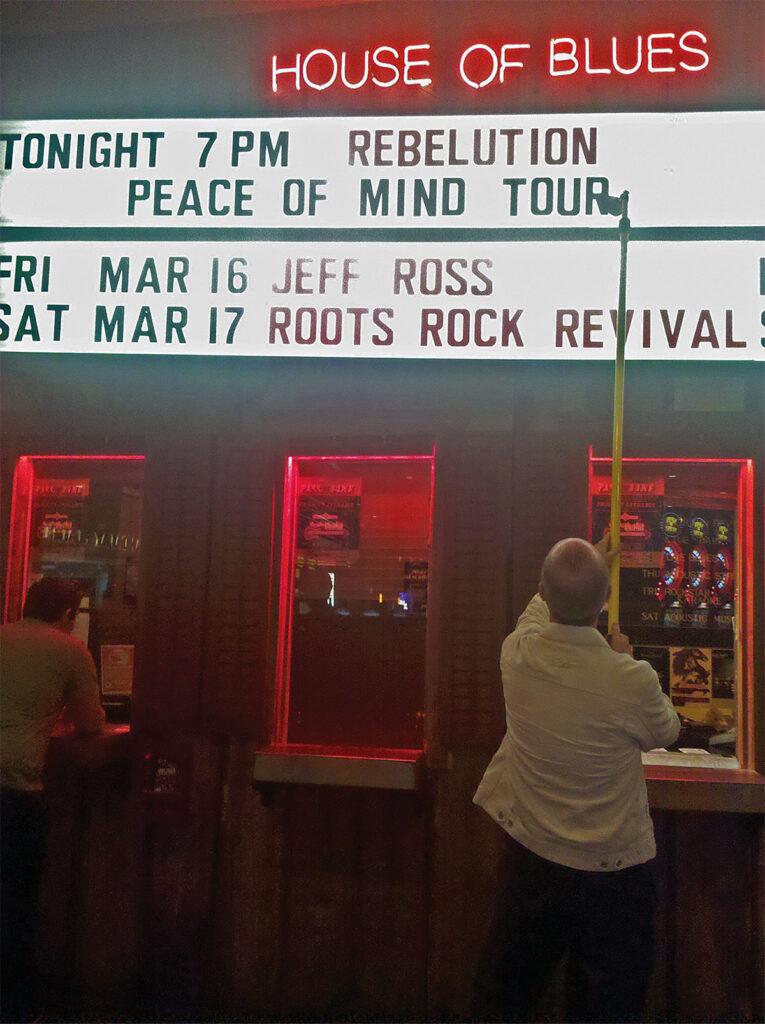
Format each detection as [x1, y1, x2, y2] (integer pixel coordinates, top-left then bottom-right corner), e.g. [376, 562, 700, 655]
[1, 787, 47, 1023]
[474, 834, 655, 1023]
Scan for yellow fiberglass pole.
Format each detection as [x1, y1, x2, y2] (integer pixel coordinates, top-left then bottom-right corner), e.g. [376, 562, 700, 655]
[608, 191, 630, 634]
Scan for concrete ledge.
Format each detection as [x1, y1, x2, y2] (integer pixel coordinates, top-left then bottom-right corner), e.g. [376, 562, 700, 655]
[646, 766, 765, 814]
[253, 746, 422, 791]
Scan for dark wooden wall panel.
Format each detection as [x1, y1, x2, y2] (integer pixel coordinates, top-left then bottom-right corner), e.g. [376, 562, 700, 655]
[646, 811, 673, 1023]
[667, 812, 761, 1023]
[510, 424, 590, 623]
[1, 357, 762, 1023]
[74, 768, 141, 1008]
[277, 788, 360, 1017]
[208, 741, 287, 1017]
[134, 444, 213, 736]
[428, 754, 506, 1021]
[202, 443, 279, 739]
[276, 786, 428, 1020]
[354, 790, 428, 1019]
[37, 758, 139, 1019]
[37, 767, 87, 1007]
[141, 736, 225, 1019]
[209, 759, 429, 1022]
[435, 434, 512, 752]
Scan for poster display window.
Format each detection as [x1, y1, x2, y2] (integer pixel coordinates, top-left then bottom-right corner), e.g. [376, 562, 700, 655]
[273, 453, 434, 753]
[5, 455, 145, 719]
[588, 451, 754, 769]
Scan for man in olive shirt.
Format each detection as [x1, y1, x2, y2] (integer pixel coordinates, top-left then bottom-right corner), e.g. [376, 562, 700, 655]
[1, 578, 105, 1022]
[474, 538, 680, 1023]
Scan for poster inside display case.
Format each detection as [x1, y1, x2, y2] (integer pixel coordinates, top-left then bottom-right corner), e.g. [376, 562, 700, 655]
[4, 455, 145, 721]
[588, 453, 754, 766]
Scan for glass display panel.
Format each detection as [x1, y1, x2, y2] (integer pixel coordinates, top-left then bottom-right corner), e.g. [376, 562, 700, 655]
[5, 456, 145, 721]
[588, 454, 754, 767]
[275, 454, 434, 752]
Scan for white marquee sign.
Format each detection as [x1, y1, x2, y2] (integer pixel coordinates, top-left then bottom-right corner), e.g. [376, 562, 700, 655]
[1, 112, 763, 228]
[1, 241, 761, 360]
[1, 114, 763, 360]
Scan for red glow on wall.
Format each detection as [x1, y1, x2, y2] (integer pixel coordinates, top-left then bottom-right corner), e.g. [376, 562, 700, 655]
[589, 454, 749, 465]
[288, 454, 434, 462]
[19, 455, 145, 461]
[272, 451, 435, 752]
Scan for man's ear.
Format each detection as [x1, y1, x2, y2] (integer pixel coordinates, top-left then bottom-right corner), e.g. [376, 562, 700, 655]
[538, 579, 545, 600]
[62, 607, 78, 630]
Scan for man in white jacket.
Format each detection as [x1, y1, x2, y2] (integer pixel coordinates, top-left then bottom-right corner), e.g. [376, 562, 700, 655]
[473, 537, 680, 1023]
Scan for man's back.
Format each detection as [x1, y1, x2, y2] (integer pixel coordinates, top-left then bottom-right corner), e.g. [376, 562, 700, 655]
[474, 594, 680, 871]
[1, 579, 106, 1022]
[0, 618, 104, 791]
[474, 541, 681, 1023]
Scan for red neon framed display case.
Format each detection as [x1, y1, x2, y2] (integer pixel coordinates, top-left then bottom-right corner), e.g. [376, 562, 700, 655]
[5, 455, 145, 719]
[254, 451, 435, 790]
[588, 450, 756, 776]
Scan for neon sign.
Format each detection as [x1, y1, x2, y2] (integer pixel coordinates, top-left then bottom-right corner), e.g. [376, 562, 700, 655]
[272, 44, 434, 93]
[270, 31, 710, 94]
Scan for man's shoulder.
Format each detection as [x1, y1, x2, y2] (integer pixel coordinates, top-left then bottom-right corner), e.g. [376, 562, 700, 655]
[55, 630, 92, 661]
[0, 619, 31, 635]
[0, 619, 51, 646]
[2, 621, 85, 658]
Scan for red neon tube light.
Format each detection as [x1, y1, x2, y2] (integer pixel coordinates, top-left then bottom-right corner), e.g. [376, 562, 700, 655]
[22, 454, 145, 461]
[737, 460, 755, 768]
[4, 458, 33, 623]
[291, 454, 434, 462]
[274, 457, 298, 745]
[590, 453, 749, 465]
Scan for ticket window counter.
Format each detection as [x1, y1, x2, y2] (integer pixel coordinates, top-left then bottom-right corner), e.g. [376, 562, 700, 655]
[5, 455, 145, 725]
[588, 452, 755, 776]
[254, 452, 434, 791]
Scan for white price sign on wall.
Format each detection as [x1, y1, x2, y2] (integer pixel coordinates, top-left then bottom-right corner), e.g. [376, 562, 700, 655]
[1, 241, 762, 360]
[1, 112, 764, 228]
